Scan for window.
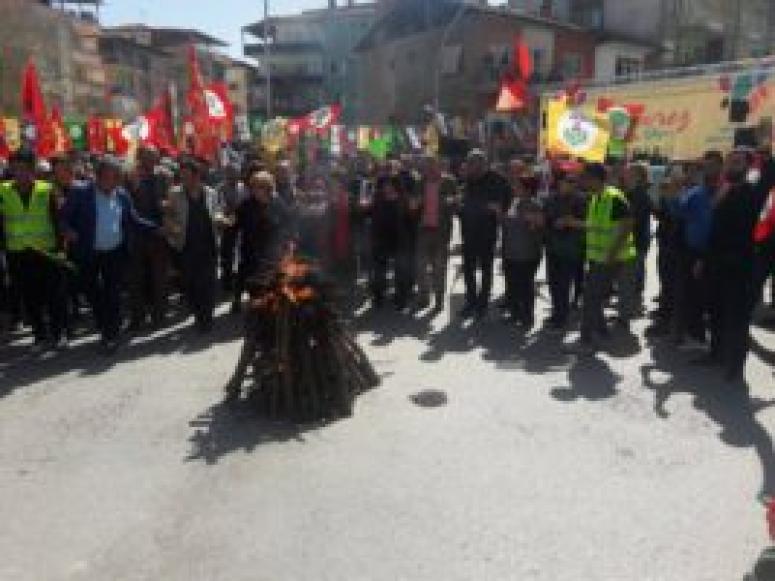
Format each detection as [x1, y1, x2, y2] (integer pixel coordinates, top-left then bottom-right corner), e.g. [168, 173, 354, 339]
[442, 45, 463, 76]
[615, 57, 641, 77]
[561, 53, 583, 78]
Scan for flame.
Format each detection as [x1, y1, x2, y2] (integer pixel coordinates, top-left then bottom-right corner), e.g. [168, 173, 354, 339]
[251, 255, 319, 312]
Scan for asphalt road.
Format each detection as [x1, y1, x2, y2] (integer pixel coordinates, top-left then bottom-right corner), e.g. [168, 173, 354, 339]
[1, 259, 774, 581]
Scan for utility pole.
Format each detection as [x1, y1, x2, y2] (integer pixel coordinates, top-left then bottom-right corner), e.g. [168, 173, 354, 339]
[264, 0, 272, 119]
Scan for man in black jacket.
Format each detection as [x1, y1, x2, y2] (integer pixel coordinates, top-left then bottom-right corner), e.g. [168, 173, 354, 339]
[701, 150, 764, 382]
[459, 149, 511, 318]
[232, 171, 294, 312]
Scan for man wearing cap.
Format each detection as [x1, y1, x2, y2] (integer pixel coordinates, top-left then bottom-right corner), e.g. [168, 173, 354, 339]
[0, 149, 66, 347]
[63, 156, 160, 353]
[575, 162, 637, 352]
[459, 149, 511, 318]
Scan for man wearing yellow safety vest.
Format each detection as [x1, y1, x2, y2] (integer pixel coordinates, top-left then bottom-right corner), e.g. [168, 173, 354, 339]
[0, 149, 66, 348]
[573, 162, 638, 353]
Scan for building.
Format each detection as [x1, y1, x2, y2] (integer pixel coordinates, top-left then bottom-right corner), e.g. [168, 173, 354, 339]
[99, 32, 170, 119]
[353, 0, 598, 124]
[570, 0, 775, 69]
[242, 1, 378, 122]
[105, 25, 229, 123]
[0, 0, 107, 116]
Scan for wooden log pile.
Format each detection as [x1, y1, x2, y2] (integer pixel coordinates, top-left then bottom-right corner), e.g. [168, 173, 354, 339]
[225, 256, 379, 422]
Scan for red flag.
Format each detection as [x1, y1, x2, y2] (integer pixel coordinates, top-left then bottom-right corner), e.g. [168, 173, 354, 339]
[205, 82, 234, 141]
[290, 104, 342, 135]
[514, 37, 533, 81]
[87, 115, 106, 154]
[21, 60, 47, 126]
[21, 59, 56, 157]
[186, 45, 218, 160]
[143, 94, 177, 154]
[0, 118, 9, 160]
[754, 188, 775, 243]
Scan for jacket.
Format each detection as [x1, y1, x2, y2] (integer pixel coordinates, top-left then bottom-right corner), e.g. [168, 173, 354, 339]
[62, 182, 158, 264]
[163, 185, 219, 251]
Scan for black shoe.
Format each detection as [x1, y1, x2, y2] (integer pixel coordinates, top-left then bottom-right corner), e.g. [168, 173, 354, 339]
[458, 303, 476, 319]
[102, 339, 119, 355]
[230, 301, 242, 315]
[690, 354, 719, 367]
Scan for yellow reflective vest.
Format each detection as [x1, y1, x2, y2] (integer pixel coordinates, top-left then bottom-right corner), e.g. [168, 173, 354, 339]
[0, 180, 57, 252]
[585, 185, 637, 263]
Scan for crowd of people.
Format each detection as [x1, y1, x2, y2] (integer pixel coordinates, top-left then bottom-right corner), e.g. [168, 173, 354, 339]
[0, 142, 773, 383]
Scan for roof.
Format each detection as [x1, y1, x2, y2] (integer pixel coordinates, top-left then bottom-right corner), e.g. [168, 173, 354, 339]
[99, 32, 172, 57]
[243, 2, 377, 37]
[594, 32, 663, 52]
[355, 0, 586, 52]
[106, 25, 228, 48]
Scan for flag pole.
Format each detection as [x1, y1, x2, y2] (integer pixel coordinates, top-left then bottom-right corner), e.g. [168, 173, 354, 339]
[264, 0, 272, 119]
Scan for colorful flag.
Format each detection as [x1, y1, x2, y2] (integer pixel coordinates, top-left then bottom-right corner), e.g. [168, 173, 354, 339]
[545, 98, 610, 163]
[50, 105, 71, 155]
[87, 115, 106, 154]
[754, 188, 775, 243]
[515, 37, 533, 80]
[65, 120, 87, 151]
[3, 118, 21, 152]
[0, 118, 9, 160]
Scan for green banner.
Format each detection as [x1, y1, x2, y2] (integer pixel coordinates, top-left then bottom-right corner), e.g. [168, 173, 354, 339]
[65, 120, 87, 151]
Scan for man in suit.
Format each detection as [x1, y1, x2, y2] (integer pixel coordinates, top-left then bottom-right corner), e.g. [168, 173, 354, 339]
[63, 156, 160, 353]
[416, 155, 458, 312]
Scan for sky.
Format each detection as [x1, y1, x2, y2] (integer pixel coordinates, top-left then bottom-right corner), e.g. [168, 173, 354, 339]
[100, 0, 328, 58]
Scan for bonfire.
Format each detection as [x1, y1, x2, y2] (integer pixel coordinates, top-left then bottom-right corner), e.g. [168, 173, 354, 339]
[225, 255, 379, 422]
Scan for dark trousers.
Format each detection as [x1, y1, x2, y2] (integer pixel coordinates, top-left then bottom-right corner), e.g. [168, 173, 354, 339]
[635, 238, 651, 295]
[462, 241, 495, 308]
[371, 246, 414, 308]
[707, 260, 754, 376]
[183, 252, 216, 326]
[673, 249, 707, 342]
[503, 258, 541, 325]
[7, 250, 66, 342]
[751, 248, 775, 312]
[128, 234, 168, 325]
[657, 242, 678, 319]
[220, 225, 238, 288]
[547, 253, 582, 325]
[82, 248, 125, 342]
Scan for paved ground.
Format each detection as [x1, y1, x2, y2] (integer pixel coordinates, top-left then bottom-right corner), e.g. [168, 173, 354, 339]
[0, 258, 774, 581]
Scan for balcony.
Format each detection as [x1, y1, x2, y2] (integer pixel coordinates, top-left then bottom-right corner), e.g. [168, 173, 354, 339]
[252, 72, 324, 84]
[244, 41, 324, 58]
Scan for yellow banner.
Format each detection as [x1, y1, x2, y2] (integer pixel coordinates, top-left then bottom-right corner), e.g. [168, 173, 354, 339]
[3, 118, 21, 152]
[545, 99, 610, 162]
[549, 67, 775, 160]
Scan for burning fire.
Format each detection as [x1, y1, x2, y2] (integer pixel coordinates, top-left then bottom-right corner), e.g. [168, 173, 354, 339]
[251, 255, 319, 311]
